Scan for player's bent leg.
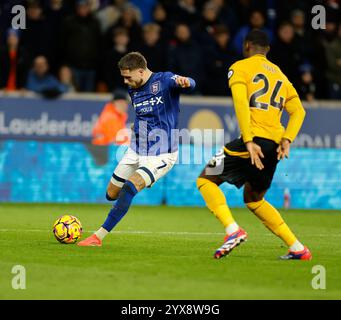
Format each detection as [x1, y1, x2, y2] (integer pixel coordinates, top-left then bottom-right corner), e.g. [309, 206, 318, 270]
[137, 151, 178, 188]
[197, 172, 236, 231]
[78, 172, 144, 247]
[243, 182, 312, 260]
[244, 183, 296, 242]
[106, 182, 122, 201]
[106, 148, 140, 201]
[197, 170, 247, 259]
[127, 171, 147, 191]
[100, 172, 144, 236]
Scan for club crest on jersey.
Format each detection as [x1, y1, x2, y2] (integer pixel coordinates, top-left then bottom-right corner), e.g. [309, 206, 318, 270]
[151, 81, 160, 94]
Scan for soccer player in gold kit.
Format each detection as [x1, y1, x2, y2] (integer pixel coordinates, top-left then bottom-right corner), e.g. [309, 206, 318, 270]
[197, 30, 312, 260]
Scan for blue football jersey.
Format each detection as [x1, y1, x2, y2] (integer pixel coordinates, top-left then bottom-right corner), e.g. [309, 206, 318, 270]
[128, 72, 196, 155]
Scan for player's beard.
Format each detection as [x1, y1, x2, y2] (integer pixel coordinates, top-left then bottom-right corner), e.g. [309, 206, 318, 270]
[132, 78, 144, 89]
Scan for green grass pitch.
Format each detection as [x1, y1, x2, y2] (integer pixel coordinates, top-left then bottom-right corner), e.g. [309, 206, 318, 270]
[0, 203, 340, 300]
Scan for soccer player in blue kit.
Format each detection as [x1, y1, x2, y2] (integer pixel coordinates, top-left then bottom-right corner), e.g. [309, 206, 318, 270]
[79, 52, 196, 246]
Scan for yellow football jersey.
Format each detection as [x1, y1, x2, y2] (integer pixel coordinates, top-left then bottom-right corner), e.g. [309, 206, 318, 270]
[228, 54, 300, 143]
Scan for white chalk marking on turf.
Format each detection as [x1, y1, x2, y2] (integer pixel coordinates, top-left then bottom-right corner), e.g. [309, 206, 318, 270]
[0, 228, 224, 236]
[0, 228, 341, 237]
[111, 230, 225, 236]
[0, 228, 45, 233]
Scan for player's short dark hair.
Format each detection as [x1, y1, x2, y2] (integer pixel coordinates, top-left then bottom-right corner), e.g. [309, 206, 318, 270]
[118, 52, 147, 70]
[245, 29, 270, 47]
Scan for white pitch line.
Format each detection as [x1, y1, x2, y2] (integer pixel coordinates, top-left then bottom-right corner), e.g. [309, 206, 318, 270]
[0, 228, 341, 237]
[111, 230, 225, 236]
[0, 228, 223, 236]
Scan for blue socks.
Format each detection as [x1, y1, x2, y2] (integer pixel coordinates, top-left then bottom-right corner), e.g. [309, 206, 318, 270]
[102, 181, 138, 232]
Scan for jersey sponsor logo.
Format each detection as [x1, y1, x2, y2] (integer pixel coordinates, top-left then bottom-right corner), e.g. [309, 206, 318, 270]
[151, 81, 161, 94]
[133, 96, 164, 113]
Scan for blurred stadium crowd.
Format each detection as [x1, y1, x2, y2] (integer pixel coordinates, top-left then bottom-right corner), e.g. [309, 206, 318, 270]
[0, 0, 340, 100]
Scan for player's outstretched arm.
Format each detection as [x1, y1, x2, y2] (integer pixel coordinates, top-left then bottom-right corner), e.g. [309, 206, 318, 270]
[175, 76, 191, 88]
[170, 74, 196, 91]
